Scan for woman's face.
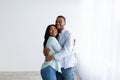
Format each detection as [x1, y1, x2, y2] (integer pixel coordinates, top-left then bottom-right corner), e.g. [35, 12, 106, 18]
[49, 26, 58, 37]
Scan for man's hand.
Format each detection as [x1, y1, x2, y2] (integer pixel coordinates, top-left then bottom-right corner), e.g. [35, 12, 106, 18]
[73, 39, 76, 46]
[45, 55, 55, 61]
[43, 47, 50, 56]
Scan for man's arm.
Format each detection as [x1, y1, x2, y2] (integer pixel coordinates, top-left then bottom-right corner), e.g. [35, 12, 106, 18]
[54, 32, 74, 61]
[45, 55, 55, 61]
[45, 37, 75, 61]
[43, 47, 50, 56]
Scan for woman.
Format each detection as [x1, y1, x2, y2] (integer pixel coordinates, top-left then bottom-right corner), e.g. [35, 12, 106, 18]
[41, 24, 62, 80]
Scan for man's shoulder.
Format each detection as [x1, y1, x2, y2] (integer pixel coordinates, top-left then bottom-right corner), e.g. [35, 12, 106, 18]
[64, 29, 72, 35]
[63, 29, 75, 39]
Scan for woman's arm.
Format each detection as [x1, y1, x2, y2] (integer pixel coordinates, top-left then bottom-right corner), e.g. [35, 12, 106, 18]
[45, 37, 61, 61]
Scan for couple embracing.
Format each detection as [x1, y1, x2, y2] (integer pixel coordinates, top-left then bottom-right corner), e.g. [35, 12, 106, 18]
[41, 15, 77, 80]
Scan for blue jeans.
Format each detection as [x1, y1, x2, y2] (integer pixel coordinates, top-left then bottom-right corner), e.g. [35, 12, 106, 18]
[61, 67, 74, 80]
[41, 66, 63, 80]
[41, 66, 56, 80]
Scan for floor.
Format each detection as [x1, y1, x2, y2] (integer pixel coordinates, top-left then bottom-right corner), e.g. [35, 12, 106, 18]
[0, 71, 80, 80]
[0, 71, 41, 80]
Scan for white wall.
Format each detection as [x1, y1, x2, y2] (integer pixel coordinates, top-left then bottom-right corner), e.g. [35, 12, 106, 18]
[0, 0, 81, 71]
[0, 0, 120, 80]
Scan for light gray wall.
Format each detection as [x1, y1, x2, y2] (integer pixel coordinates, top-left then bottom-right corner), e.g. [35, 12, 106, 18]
[0, 0, 81, 71]
[0, 0, 120, 80]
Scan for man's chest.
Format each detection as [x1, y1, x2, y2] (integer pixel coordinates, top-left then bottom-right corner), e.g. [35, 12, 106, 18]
[58, 34, 67, 47]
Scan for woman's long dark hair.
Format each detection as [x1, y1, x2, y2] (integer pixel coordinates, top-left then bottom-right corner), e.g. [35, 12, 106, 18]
[43, 24, 58, 48]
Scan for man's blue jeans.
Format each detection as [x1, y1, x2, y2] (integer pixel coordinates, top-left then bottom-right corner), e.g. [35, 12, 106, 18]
[41, 66, 57, 80]
[61, 67, 74, 80]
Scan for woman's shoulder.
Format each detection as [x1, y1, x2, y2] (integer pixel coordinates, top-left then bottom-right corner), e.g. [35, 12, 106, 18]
[48, 36, 57, 40]
[47, 37, 58, 43]
[46, 37, 58, 46]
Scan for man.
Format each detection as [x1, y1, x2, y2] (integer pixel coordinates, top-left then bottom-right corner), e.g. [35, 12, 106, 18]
[44, 15, 77, 80]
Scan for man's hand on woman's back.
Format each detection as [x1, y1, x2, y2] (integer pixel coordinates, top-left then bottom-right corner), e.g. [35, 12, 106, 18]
[43, 47, 50, 56]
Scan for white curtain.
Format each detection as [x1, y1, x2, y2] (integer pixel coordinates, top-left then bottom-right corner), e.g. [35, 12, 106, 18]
[74, 0, 120, 80]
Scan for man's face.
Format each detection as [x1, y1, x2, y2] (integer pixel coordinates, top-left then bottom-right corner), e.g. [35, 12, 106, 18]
[55, 17, 66, 32]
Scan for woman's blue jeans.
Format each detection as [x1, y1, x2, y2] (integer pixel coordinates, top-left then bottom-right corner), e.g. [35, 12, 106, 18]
[41, 66, 63, 80]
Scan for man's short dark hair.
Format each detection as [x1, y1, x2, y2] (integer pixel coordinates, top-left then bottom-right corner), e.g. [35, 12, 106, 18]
[57, 15, 66, 22]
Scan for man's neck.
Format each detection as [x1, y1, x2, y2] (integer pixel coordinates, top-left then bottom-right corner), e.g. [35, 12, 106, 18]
[58, 28, 65, 33]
